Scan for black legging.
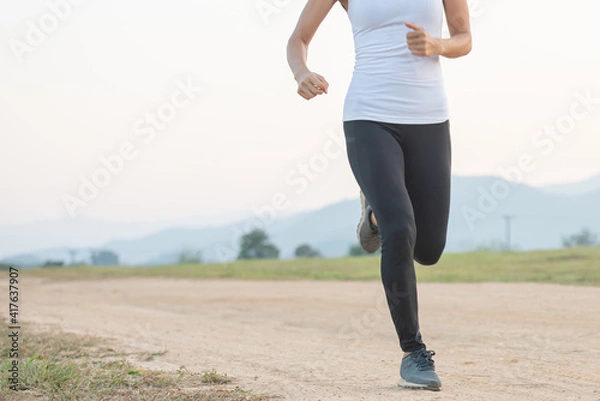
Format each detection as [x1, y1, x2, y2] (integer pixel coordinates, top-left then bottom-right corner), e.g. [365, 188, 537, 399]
[343, 120, 451, 352]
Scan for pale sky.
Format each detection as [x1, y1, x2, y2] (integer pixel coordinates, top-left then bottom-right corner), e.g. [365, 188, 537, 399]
[1, 0, 599, 226]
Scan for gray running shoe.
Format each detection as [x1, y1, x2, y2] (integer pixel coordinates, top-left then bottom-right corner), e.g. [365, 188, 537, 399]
[356, 191, 381, 253]
[398, 349, 442, 391]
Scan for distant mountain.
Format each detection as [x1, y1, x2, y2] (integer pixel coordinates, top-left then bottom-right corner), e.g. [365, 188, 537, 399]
[3, 175, 600, 267]
[541, 174, 600, 195]
[100, 199, 358, 265]
[0, 211, 248, 260]
[446, 176, 600, 252]
[1, 254, 44, 269]
[1, 248, 93, 269]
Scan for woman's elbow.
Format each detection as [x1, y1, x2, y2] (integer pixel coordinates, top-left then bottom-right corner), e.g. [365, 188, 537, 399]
[464, 33, 473, 56]
[450, 33, 472, 58]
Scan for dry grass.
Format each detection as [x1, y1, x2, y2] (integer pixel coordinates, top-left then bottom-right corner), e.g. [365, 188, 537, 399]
[0, 321, 278, 401]
[201, 369, 233, 385]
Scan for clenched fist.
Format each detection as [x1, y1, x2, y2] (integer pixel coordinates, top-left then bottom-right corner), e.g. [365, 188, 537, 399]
[296, 71, 329, 100]
[405, 22, 442, 57]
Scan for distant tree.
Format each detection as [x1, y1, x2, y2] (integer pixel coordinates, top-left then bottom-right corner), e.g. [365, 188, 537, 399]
[43, 260, 65, 267]
[562, 228, 598, 248]
[178, 249, 203, 264]
[294, 244, 322, 258]
[348, 243, 369, 257]
[0, 264, 10, 271]
[237, 229, 280, 260]
[90, 250, 120, 266]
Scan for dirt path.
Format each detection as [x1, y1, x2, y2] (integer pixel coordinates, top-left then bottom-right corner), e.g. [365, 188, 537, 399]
[22, 278, 600, 401]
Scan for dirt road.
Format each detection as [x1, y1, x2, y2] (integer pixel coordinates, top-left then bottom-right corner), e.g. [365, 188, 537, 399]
[23, 278, 600, 401]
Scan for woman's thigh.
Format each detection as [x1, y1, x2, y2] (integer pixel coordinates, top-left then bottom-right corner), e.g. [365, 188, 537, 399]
[400, 121, 452, 264]
[343, 120, 416, 237]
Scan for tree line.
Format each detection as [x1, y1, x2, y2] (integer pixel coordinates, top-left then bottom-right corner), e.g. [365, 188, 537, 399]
[28, 226, 599, 267]
[234, 228, 376, 260]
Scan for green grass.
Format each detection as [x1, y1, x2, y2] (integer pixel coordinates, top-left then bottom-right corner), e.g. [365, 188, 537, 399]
[0, 322, 277, 401]
[201, 369, 233, 385]
[24, 247, 600, 286]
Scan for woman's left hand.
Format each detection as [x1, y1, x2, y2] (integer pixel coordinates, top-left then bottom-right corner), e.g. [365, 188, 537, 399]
[405, 22, 442, 57]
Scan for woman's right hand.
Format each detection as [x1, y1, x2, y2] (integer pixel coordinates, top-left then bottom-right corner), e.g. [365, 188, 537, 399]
[296, 71, 329, 100]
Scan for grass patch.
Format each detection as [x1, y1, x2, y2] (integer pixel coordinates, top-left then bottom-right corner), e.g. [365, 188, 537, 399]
[140, 348, 169, 361]
[0, 321, 277, 401]
[24, 247, 600, 286]
[201, 369, 233, 385]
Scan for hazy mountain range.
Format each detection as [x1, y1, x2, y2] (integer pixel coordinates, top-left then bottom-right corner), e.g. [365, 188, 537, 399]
[2, 174, 600, 267]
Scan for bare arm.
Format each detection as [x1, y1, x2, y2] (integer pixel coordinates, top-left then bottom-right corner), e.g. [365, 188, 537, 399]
[287, 0, 338, 100]
[406, 0, 472, 59]
[439, 0, 472, 58]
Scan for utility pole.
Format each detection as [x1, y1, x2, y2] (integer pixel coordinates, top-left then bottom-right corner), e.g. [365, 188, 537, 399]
[503, 215, 515, 251]
[67, 249, 77, 266]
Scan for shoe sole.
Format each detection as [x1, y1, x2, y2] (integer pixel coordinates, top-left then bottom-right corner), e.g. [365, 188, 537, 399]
[356, 191, 368, 243]
[397, 378, 441, 391]
[357, 192, 381, 253]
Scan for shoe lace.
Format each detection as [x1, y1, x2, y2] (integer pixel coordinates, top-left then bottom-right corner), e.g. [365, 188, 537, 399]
[413, 349, 436, 371]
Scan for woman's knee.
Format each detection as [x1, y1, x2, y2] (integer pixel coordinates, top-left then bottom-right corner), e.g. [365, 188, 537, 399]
[380, 219, 416, 250]
[414, 238, 446, 266]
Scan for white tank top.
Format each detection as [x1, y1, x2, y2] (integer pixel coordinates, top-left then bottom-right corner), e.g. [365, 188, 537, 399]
[343, 0, 449, 124]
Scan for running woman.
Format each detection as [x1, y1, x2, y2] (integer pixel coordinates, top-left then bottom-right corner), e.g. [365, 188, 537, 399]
[287, 0, 472, 391]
